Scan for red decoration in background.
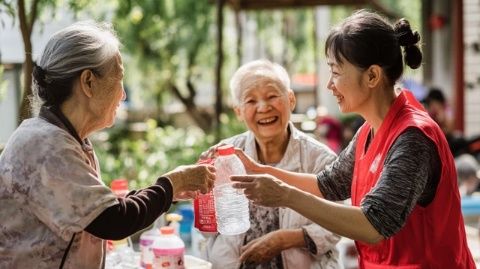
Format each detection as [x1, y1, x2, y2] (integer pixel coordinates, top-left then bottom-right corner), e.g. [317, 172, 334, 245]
[429, 14, 447, 31]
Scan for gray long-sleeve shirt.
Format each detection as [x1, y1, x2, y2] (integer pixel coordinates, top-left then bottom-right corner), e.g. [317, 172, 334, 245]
[317, 127, 440, 238]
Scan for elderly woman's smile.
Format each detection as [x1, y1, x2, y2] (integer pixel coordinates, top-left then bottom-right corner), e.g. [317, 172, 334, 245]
[257, 116, 278, 125]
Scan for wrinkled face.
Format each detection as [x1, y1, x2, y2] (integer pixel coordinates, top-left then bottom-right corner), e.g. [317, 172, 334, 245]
[326, 55, 370, 114]
[92, 53, 125, 129]
[234, 82, 295, 142]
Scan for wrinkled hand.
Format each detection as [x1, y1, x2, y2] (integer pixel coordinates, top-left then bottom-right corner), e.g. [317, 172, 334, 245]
[234, 148, 266, 174]
[231, 174, 290, 207]
[198, 142, 227, 160]
[240, 231, 284, 264]
[163, 164, 216, 200]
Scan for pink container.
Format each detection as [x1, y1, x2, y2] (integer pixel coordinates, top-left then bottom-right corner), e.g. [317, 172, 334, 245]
[151, 227, 185, 269]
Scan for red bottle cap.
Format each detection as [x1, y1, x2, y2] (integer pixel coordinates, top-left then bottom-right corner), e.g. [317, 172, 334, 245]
[217, 144, 235, 156]
[110, 179, 128, 192]
[160, 226, 175, 235]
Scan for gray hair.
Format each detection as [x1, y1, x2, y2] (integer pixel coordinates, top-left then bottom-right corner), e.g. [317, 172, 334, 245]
[456, 154, 480, 181]
[31, 21, 121, 112]
[229, 59, 291, 106]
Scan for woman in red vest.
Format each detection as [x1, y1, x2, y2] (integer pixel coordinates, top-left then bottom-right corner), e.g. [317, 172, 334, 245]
[231, 9, 475, 268]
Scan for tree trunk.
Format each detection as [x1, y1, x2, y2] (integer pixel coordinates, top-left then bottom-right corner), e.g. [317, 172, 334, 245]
[235, 10, 243, 67]
[18, 49, 33, 123]
[169, 84, 213, 133]
[312, 9, 319, 108]
[17, 0, 39, 124]
[215, 0, 224, 141]
[281, 12, 292, 71]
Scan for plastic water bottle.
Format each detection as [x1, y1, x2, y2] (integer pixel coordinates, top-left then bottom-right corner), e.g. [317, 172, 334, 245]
[193, 158, 218, 234]
[105, 179, 136, 268]
[213, 144, 250, 235]
[152, 226, 185, 269]
[139, 217, 165, 269]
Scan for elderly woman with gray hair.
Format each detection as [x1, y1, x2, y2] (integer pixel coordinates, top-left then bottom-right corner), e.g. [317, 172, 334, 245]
[0, 22, 215, 268]
[203, 59, 341, 269]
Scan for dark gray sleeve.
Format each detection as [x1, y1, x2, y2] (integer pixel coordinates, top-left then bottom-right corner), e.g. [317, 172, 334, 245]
[85, 177, 173, 240]
[360, 127, 440, 238]
[316, 132, 357, 201]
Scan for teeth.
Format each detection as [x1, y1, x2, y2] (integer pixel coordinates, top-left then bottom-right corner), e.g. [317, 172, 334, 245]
[258, 117, 276, 124]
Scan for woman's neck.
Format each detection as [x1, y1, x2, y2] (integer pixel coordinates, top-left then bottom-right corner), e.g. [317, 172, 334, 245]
[360, 87, 398, 135]
[60, 99, 95, 140]
[255, 129, 290, 164]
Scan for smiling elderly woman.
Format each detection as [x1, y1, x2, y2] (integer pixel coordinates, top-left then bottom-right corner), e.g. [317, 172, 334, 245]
[0, 22, 215, 268]
[203, 60, 341, 269]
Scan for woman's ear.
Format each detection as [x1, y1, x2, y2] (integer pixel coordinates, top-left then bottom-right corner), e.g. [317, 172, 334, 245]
[234, 106, 244, 122]
[79, 69, 95, 98]
[287, 89, 296, 112]
[365, 65, 382, 88]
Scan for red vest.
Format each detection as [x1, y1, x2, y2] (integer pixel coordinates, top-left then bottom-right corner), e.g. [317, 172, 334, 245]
[351, 90, 475, 269]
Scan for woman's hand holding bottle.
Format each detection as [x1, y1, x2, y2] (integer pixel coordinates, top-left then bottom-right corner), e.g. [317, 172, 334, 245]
[163, 164, 216, 200]
[231, 173, 292, 208]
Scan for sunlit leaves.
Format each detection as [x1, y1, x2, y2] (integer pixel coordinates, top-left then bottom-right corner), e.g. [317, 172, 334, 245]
[94, 113, 246, 189]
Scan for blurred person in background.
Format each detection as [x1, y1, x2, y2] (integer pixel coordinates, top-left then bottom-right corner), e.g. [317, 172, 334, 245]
[231, 10, 475, 268]
[423, 87, 453, 134]
[455, 154, 480, 257]
[456, 154, 480, 197]
[203, 59, 342, 269]
[314, 106, 343, 154]
[0, 21, 215, 268]
[424, 87, 467, 156]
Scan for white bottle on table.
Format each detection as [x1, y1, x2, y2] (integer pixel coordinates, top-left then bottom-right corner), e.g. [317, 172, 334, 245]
[152, 226, 185, 269]
[139, 216, 164, 269]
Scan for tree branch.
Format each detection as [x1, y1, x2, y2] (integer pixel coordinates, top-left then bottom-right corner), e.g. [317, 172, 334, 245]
[186, 79, 196, 99]
[17, 0, 29, 42]
[170, 84, 188, 104]
[29, 0, 40, 33]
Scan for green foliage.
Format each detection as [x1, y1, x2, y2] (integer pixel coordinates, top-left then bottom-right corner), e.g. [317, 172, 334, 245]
[378, 0, 421, 28]
[112, 0, 217, 107]
[248, 8, 316, 74]
[94, 111, 246, 189]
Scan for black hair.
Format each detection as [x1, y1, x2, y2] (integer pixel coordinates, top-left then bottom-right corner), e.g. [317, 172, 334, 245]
[424, 87, 446, 105]
[325, 10, 422, 86]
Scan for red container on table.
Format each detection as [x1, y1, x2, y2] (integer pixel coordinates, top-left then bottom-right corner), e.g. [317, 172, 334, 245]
[193, 159, 217, 233]
[108, 179, 130, 251]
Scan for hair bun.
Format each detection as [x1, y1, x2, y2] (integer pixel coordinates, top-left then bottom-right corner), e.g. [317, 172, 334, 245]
[394, 18, 422, 69]
[33, 64, 56, 105]
[32, 64, 48, 88]
[394, 18, 420, 47]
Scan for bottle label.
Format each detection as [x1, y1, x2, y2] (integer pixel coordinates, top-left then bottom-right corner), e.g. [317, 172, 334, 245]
[152, 248, 185, 269]
[194, 158, 217, 233]
[194, 192, 217, 232]
[140, 239, 155, 268]
[140, 238, 155, 246]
